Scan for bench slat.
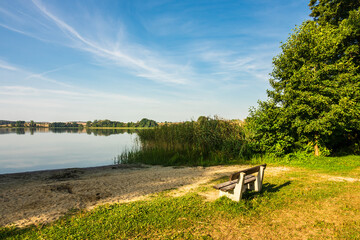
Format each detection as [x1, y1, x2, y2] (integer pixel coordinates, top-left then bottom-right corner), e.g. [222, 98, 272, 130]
[220, 175, 256, 192]
[213, 179, 238, 190]
[213, 174, 256, 191]
[230, 164, 266, 181]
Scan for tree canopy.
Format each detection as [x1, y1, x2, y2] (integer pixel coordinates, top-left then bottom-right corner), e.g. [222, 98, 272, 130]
[309, 0, 360, 25]
[248, 0, 360, 156]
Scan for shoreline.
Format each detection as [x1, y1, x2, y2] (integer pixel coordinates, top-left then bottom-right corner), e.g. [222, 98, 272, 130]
[0, 127, 152, 129]
[0, 163, 290, 228]
[0, 163, 220, 227]
[0, 164, 143, 177]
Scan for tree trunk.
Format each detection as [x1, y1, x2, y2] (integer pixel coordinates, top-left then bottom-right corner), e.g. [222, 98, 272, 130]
[314, 133, 320, 156]
[314, 143, 319, 156]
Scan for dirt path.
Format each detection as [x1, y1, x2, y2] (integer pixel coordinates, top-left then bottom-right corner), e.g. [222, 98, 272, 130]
[0, 164, 290, 227]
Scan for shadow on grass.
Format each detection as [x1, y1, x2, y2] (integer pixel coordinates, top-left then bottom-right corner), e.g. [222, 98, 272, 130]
[242, 181, 292, 200]
[0, 226, 36, 239]
[0, 208, 82, 239]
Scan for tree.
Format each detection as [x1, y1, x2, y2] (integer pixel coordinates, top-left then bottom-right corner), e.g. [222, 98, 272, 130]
[15, 121, 25, 128]
[309, 0, 360, 25]
[138, 118, 158, 128]
[248, 1, 360, 156]
[29, 120, 36, 128]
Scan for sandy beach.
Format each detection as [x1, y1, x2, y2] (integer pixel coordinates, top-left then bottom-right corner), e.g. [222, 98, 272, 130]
[0, 164, 289, 227]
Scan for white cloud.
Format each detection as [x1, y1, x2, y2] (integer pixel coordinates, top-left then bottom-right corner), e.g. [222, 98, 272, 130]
[0, 59, 74, 88]
[29, 0, 191, 85]
[0, 85, 159, 104]
[0, 59, 18, 71]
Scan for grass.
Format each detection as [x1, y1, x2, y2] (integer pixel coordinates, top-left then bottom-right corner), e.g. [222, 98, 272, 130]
[250, 154, 360, 177]
[1, 157, 359, 239]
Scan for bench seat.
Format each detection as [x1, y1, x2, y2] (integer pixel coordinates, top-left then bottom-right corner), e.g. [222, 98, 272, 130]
[213, 174, 256, 192]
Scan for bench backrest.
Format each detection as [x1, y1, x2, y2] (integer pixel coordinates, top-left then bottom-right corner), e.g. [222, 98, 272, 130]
[230, 164, 267, 181]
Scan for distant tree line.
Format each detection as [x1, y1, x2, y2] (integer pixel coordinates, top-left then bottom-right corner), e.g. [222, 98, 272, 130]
[0, 120, 36, 128]
[0, 118, 158, 129]
[0, 120, 14, 125]
[12, 121, 25, 127]
[87, 118, 158, 128]
[48, 122, 83, 128]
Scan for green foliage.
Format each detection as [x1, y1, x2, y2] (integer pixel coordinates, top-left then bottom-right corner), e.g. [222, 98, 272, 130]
[29, 120, 36, 128]
[15, 121, 25, 128]
[49, 122, 81, 128]
[119, 117, 252, 166]
[309, 0, 360, 25]
[138, 118, 158, 128]
[87, 118, 157, 128]
[90, 119, 127, 128]
[248, 2, 360, 156]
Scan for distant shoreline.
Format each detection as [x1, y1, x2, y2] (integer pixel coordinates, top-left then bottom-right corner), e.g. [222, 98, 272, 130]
[0, 126, 152, 129]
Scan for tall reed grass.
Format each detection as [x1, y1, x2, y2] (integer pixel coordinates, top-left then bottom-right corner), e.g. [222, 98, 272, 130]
[118, 116, 253, 166]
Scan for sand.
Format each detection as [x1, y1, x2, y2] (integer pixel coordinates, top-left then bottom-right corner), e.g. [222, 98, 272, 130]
[0, 164, 290, 227]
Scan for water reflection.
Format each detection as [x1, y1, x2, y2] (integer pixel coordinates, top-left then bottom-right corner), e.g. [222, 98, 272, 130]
[0, 128, 138, 136]
[0, 128, 140, 174]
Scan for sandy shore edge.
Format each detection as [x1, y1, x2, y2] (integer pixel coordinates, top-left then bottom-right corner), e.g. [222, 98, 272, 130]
[0, 164, 290, 228]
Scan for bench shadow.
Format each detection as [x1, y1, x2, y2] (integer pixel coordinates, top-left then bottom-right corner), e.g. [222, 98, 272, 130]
[242, 181, 292, 200]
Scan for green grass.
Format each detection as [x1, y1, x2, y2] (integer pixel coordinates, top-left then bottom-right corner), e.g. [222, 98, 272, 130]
[250, 154, 360, 177]
[1, 160, 359, 239]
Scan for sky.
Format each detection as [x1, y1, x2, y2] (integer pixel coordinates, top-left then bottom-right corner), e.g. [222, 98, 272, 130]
[0, 0, 310, 122]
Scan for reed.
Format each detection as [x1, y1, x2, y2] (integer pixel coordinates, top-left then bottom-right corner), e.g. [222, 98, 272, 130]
[119, 116, 253, 166]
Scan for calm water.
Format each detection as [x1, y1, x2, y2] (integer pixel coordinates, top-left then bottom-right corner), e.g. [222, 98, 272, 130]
[0, 128, 138, 174]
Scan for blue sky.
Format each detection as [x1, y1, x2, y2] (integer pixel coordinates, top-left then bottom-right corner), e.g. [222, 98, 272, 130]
[0, 0, 310, 122]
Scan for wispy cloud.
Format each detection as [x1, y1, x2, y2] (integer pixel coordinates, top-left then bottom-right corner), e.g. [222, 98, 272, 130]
[0, 59, 74, 88]
[28, 0, 190, 85]
[25, 66, 66, 80]
[189, 42, 274, 85]
[0, 59, 17, 71]
[0, 0, 274, 88]
[0, 85, 159, 104]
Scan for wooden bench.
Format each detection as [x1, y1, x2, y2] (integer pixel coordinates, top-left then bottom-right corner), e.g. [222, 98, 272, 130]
[213, 164, 266, 201]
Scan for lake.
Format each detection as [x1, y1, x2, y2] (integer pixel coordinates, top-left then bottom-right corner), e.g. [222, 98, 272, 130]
[0, 128, 139, 174]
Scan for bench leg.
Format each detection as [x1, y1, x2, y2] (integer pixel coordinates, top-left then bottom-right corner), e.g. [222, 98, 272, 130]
[254, 166, 265, 192]
[219, 189, 231, 199]
[232, 172, 245, 201]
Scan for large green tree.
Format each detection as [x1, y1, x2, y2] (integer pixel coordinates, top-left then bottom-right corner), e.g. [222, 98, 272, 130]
[248, 0, 360, 156]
